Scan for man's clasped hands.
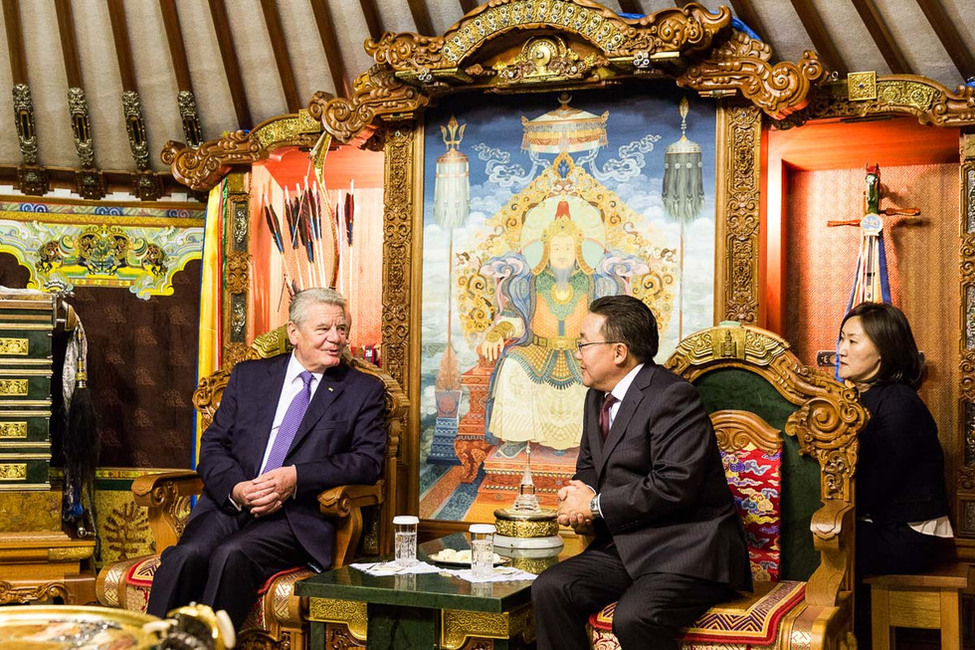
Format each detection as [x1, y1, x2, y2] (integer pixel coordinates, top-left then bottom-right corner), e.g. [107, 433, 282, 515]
[231, 466, 298, 517]
[557, 479, 596, 535]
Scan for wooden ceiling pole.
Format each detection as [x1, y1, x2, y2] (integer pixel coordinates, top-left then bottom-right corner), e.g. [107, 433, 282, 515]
[208, 0, 252, 130]
[3, 0, 47, 194]
[106, 0, 153, 174]
[360, 0, 385, 42]
[849, 0, 912, 74]
[309, 0, 351, 99]
[728, 0, 771, 44]
[788, 0, 846, 76]
[616, 0, 642, 14]
[914, 0, 975, 83]
[159, 0, 203, 146]
[406, 0, 434, 36]
[260, 0, 301, 113]
[54, 0, 105, 198]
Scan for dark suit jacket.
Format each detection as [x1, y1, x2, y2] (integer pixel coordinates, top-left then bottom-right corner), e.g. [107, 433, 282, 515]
[191, 353, 387, 569]
[857, 382, 950, 524]
[575, 363, 752, 591]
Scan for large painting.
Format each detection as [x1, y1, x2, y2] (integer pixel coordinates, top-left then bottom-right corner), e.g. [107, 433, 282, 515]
[418, 87, 717, 522]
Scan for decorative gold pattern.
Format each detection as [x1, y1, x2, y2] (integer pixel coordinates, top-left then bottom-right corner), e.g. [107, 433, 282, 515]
[442, 610, 510, 649]
[847, 71, 877, 101]
[0, 380, 28, 396]
[0, 338, 29, 355]
[717, 105, 762, 323]
[308, 598, 368, 641]
[0, 422, 28, 438]
[367, 2, 730, 72]
[961, 137, 975, 479]
[380, 124, 418, 394]
[0, 581, 68, 605]
[48, 547, 91, 561]
[493, 517, 559, 538]
[224, 251, 251, 294]
[0, 463, 28, 480]
[775, 75, 975, 129]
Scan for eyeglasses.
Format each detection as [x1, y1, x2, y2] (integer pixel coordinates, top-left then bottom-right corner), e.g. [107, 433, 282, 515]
[576, 340, 621, 352]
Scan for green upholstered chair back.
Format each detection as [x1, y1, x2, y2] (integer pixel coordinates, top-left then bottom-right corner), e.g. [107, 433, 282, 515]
[664, 322, 867, 606]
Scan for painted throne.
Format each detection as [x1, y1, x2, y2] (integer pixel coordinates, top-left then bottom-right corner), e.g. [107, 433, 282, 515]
[95, 326, 407, 649]
[588, 322, 866, 650]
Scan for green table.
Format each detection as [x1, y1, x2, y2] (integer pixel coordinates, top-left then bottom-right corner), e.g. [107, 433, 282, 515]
[296, 533, 566, 650]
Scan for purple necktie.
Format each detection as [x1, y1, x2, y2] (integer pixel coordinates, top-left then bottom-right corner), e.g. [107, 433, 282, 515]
[263, 370, 314, 472]
[599, 393, 617, 440]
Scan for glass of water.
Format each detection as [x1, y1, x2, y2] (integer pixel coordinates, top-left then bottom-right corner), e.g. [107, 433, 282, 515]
[393, 515, 418, 567]
[469, 523, 496, 579]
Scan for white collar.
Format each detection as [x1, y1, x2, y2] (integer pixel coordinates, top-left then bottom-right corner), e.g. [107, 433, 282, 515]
[609, 363, 644, 402]
[286, 352, 323, 385]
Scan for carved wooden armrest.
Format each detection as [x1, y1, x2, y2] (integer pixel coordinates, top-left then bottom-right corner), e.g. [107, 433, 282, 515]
[318, 481, 384, 568]
[131, 470, 204, 553]
[317, 482, 383, 517]
[806, 499, 855, 607]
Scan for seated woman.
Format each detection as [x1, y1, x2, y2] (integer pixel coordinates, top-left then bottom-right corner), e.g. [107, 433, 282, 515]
[837, 302, 953, 642]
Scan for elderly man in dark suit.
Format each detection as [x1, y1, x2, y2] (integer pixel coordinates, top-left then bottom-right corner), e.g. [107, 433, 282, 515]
[532, 295, 751, 650]
[147, 288, 386, 629]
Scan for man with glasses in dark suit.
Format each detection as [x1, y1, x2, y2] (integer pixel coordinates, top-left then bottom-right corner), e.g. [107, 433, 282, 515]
[532, 295, 751, 650]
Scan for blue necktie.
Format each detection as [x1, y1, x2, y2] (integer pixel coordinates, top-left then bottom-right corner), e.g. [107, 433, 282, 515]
[263, 371, 313, 472]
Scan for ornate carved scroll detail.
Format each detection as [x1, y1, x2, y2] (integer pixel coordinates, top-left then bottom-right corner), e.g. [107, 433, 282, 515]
[720, 104, 761, 323]
[0, 581, 69, 604]
[162, 112, 320, 191]
[309, 68, 428, 145]
[224, 251, 251, 294]
[677, 48, 827, 120]
[380, 124, 417, 393]
[961, 140, 975, 472]
[0, 338, 29, 355]
[774, 75, 975, 129]
[366, 1, 730, 72]
[162, 131, 260, 192]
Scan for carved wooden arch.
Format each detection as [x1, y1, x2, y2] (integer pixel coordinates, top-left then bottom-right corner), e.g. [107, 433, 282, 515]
[308, 0, 827, 147]
[162, 109, 323, 192]
[664, 322, 867, 504]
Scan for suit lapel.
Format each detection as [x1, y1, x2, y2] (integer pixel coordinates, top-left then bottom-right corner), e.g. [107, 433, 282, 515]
[586, 390, 606, 469]
[286, 363, 346, 458]
[596, 364, 656, 480]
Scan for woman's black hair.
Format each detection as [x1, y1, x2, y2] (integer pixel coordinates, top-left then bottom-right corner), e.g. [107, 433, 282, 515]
[840, 302, 923, 389]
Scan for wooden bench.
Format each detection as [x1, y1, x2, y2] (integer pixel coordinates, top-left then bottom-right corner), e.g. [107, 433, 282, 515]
[865, 563, 975, 649]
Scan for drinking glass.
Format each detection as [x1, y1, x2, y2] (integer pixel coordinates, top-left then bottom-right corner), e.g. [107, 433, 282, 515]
[469, 523, 496, 579]
[393, 515, 418, 567]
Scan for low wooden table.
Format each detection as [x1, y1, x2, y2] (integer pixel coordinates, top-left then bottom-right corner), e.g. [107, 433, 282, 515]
[296, 532, 582, 650]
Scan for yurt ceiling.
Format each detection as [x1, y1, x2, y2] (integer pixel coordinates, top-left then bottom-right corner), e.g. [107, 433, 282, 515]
[0, 0, 972, 198]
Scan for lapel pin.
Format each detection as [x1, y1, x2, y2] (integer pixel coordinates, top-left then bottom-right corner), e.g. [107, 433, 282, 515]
[328, 387, 334, 392]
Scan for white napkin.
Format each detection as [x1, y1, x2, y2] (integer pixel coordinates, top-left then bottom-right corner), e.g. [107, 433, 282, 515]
[350, 561, 443, 576]
[443, 566, 538, 583]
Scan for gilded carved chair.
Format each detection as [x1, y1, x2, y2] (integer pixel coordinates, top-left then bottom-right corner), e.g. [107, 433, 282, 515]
[588, 322, 867, 650]
[96, 326, 407, 650]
